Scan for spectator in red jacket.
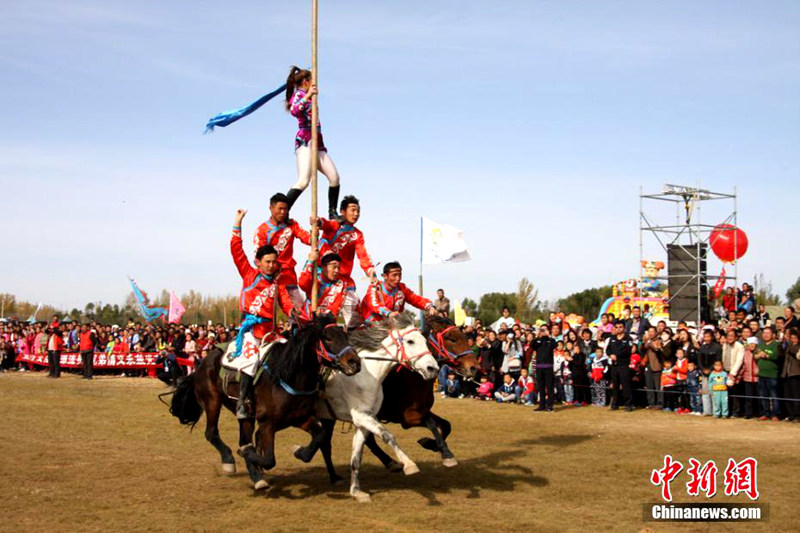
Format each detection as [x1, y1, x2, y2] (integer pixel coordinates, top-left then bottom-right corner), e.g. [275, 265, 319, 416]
[79, 324, 96, 379]
[47, 327, 64, 378]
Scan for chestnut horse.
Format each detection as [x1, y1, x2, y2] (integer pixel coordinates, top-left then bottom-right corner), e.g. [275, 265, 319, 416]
[319, 315, 480, 484]
[165, 316, 360, 490]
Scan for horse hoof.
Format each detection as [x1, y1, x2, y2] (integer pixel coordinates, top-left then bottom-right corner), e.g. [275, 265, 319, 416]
[331, 477, 345, 486]
[353, 491, 372, 503]
[254, 479, 270, 491]
[221, 462, 236, 474]
[442, 457, 458, 468]
[387, 461, 404, 473]
[403, 464, 420, 476]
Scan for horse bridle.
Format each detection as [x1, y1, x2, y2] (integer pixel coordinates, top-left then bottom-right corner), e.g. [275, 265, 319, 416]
[315, 324, 356, 369]
[427, 325, 473, 364]
[379, 326, 432, 370]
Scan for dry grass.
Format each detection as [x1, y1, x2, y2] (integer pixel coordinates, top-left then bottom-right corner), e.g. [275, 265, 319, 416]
[1, 372, 798, 532]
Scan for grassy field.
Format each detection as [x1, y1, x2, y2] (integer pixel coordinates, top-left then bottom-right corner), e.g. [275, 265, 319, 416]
[1, 372, 797, 532]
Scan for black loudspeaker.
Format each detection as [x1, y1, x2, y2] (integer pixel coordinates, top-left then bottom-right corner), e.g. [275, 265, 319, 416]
[668, 244, 708, 323]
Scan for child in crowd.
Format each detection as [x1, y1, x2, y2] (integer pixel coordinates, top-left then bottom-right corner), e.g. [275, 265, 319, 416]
[590, 347, 609, 407]
[708, 360, 729, 418]
[516, 367, 536, 406]
[494, 374, 517, 403]
[629, 348, 644, 406]
[661, 360, 677, 411]
[673, 348, 689, 414]
[477, 375, 494, 401]
[554, 341, 567, 403]
[686, 361, 703, 416]
[563, 341, 575, 404]
[443, 372, 461, 398]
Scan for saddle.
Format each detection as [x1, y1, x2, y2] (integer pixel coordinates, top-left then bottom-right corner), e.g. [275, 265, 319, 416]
[219, 338, 281, 399]
[219, 352, 336, 400]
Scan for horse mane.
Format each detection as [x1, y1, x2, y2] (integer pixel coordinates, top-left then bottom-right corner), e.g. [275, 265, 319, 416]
[422, 314, 455, 336]
[264, 320, 324, 385]
[349, 313, 415, 352]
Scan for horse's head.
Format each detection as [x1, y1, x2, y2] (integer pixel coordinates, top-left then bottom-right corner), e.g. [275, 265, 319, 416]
[382, 314, 439, 380]
[313, 316, 360, 376]
[424, 316, 480, 379]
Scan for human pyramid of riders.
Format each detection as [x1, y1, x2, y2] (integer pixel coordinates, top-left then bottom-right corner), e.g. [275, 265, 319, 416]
[170, 67, 474, 502]
[225, 68, 437, 437]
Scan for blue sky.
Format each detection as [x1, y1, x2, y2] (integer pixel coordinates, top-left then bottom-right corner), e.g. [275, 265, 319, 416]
[1, 1, 799, 311]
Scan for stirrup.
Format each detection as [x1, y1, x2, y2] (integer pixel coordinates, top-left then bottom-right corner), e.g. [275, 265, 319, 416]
[236, 399, 251, 420]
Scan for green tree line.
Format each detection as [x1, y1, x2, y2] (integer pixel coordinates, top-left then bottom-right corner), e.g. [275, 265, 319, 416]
[4, 274, 798, 327]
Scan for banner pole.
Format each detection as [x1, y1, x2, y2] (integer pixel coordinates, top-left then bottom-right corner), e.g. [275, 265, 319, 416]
[309, 0, 320, 312]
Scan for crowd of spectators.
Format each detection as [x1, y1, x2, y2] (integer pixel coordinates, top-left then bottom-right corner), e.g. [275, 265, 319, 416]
[439, 286, 800, 424]
[3, 284, 800, 424]
[0, 315, 257, 382]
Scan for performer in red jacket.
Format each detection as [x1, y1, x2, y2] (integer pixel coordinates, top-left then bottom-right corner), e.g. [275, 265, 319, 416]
[314, 195, 376, 329]
[230, 208, 295, 419]
[298, 250, 346, 321]
[360, 261, 434, 324]
[252, 193, 312, 308]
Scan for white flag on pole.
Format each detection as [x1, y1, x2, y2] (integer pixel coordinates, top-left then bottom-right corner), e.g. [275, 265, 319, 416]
[421, 217, 471, 265]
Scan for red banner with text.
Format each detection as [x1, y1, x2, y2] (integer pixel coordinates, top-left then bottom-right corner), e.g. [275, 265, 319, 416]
[17, 352, 194, 371]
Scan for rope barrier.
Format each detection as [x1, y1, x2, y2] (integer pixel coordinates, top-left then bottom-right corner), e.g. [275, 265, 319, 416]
[538, 380, 800, 402]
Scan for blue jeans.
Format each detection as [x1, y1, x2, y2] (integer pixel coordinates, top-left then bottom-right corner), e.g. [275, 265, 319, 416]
[688, 386, 702, 413]
[515, 386, 535, 403]
[758, 377, 780, 418]
[437, 364, 452, 392]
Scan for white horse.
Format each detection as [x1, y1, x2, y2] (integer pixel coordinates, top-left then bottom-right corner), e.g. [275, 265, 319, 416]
[309, 314, 439, 503]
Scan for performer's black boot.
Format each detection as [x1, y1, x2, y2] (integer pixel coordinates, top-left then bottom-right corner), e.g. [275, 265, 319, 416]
[236, 373, 253, 420]
[286, 188, 303, 209]
[328, 185, 342, 221]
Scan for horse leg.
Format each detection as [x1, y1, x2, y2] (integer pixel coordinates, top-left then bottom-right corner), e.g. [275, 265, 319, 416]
[237, 422, 276, 489]
[363, 432, 403, 472]
[319, 418, 344, 485]
[238, 418, 268, 490]
[418, 412, 451, 451]
[423, 414, 457, 467]
[255, 423, 277, 472]
[352, 411, 419, 476]
[436, 414, 452, 440]
[292, 416, 325, 463]
[349, 426, 371, 503]
[202, 392, 236, 474]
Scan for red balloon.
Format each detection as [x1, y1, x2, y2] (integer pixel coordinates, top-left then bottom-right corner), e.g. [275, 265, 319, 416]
[710, 224, 748, 263]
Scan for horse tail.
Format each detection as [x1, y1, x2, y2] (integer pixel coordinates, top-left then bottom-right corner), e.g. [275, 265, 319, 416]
[167, 374, 203, 429]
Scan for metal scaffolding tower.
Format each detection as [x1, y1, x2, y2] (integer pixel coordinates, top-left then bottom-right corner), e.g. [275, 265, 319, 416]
[639, 184, 738, 324]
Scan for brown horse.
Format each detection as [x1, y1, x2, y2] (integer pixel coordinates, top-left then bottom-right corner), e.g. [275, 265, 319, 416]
[166, 316, 360, 490]
[318, 315, 480, 483]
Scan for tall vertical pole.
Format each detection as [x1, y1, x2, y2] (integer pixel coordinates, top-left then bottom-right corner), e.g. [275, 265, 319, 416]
[309, 0, 320, 311]
[419, 216, 425, 326]
[418, 217, 424, 297]
[733, 186, 738, 294]
[638, 186, 643, 280]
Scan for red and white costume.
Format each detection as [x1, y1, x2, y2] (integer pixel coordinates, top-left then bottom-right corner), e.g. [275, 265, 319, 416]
[360, 281, 432, 324]
[319, 218, 376, 328]
[231, 227, 294, 376]
[298, 262, 346, 320]
[253, 218, 311, 308]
